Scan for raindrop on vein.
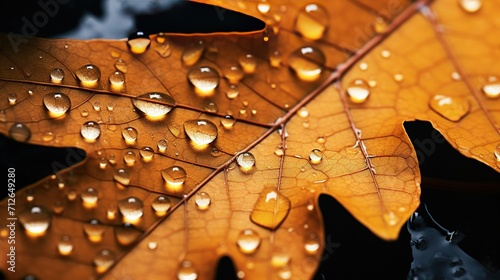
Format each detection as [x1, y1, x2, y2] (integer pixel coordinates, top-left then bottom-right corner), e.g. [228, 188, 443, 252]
[50, 68, 65, 84]
[133, 92, 175, 118]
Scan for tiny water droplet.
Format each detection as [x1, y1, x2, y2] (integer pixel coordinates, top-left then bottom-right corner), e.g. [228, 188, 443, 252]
[289, 46, 325, 82]
[19, 206, 51, 236]
[295, 3, 329, 40]
[182, 41, 205, 66]
[226, 85, 240, 99]
[221, 115, 236, 129]
[94, 249, 115, 273]
[297, 107, 309, 118]
[41, 132, 54, 142]
[148, 241, 158, 250]
[124, 150, 136, 166]
[108, 71, 125, 93]
[236, 152, 256, 172]
[270, 50, 282, 67]
[98, 157, 107, 169]
[373, 17, 388, 33]
[9, 123, 31, 142]
[239, 54, 257, 74]
[250, 187, 291, 229]
[81, 187, 98, 207]
[127, 31, 151, 54]
[188, 66, 220, 95]
[482, 78, 500, 99]
[66, 190, 77, 200]
[451, 71, 461, 81]
[110, 50, 120, 58]
[393, 73, 404, 82]
[81, 109, 89, 117]
[108, 154, 117, 165]
[115, 223, 142, 246]
[114, 168, 130, 186]
[204, 101, 218, 113]
[195, 192, 211, 210]
[156, 32, 167, 43]
[359, 62, 368, 71]
[50, 68, 65, 84]
[75, 64, 101, 88]
[274, 147, 284, 156]
[122, 127, 138, 144]
[429, 95, 470, 121]
[271, 252, 290, 267]
[152, 195, 171, 216]
[304, 234, 320, 254]
[93, 101, 101, 112]
[224, 66, 244, 84]
[0, 110, 6, 122]
[83, 219, 105, 242]
[236, 229, 261, 254]
[383, 211, 399, 226]
[154, 42, 172, 58]
[494, 144, 500, 161]
[380, 50, 391, 58]
[115, 59, 128, 73]
[458, 0, 482, 13]
[140, 146, 154, 162]
[278, 266, 292, 280]
[57, 235, 73, 256]
[184, 119, 218, 146]
[257, 2, 271, 14]
[309, 149, 323, 164]
[177, 260, 198, 280]
[118, 197, 144, 223]
[43, 92, 71, 117]
[162, 166, 187, 190]
[81, 121, 101, 142]
[157, 139, 168, 153]
[346, 79, 370, 103]
[8, 93, 17, 105]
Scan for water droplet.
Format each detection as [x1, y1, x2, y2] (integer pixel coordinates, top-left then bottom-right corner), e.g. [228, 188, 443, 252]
[380, 49, 391, 58]
[236, 152, 256, 172]
[278, 266, 292, 279]
[383, 211, 399, 226]
[309, 149, 323, 164]
[83, 219, 105, 242]
[204, 101, 218, 113]
[188, 66, 220, 95]
[43, 92, 71, 117]
[224, 66, 244, 84]
[115, 223, 142, 246]
[297, 107, 309, 118]
[373, 17, 388, 33]
[494, 144, 500, 161]
[75, 64, 101, 88]
[271, 252, 290, 267]
[19, 206, 51, 236]
[108, 71, 125, 93]
[57, 235, 73, 256]
[346, 79, 370, 103]
[162, 166, 187, 190]
[122, 127, 138, 144]
[304, 234, 320, 254]
[110, 50, 120, 58]
[127, 31, 151, 54]
[81, 109, 89, 117]
[152, 195, 171, 216]
[239, 54, 257, 74]
[140, 146, 154, 162]
[9, 123, 31, 142]
[0, 110, 6, 122]
[482, 79, 500, 99]
[157, 139, 168, 153]
[195, 192, 211, 210]
[359, 62, 368, 71]
[219, 115, 235, 129]
[132, 92, 175, 119]
[114, 168, 130, 186]
[107, 204, 117, 220]
[81, 187, 98, 208]
[124, 150, 136, 166]
[393, 73, 404, 82]
[148, 241, 158, 250]
[99, 157, 108, 169]
[184, 119, 218, 146]
[274, 147, 284, 156]
[257, 2, 271, 14]
[236, 229, 261, 254]
[8, 93, 17, 105]
[458, 0, 482, 13]
[226, 85, 239, 99]
[50, 68, 65, 84]
[250, 187, 291, 229]
[429, 95, 470, 121]
[118, 197, 144, 223]
[66, 190, 77, 200]
[115, 59, 128, 73]
[177, 260, 198, 280]
[94, 249, 115, 273]
[93, 101, 101, 112]
[182, 41, 205, 66]
[289, 46, 325, 82]
[156, 32, 167, 43]
[108, 154, 117, 165]
[295, 4, 329, 40]
[81, 121, 101, 142]
[451, 71, 461, 81]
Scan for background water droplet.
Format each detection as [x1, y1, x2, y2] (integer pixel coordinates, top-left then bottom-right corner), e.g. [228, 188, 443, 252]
[75, 64, 101, 88]
[221, 115, 236, 129]
[239, 54, 257, 74]
[294, 3, 329, 40]
[458, 0, 482, 13]
[115, 223, 142, 246]
[43, 92, 71, 117]
[177, 260, 198, 280]
[124, 150, 137, 166]
[94, 249, 115, 273]
[204, 101, 218, 113]
[188, 66, 220, 95]
[257, 2, 271, 14]
[236, 229, 261, 254]
[9, 123, 31, 142]
[127, 31, 151, 54]
[304, 234, 320, 254]
[226, 85, 240, 99]
[482, 80, 500, 99]
[50, 68, 65, 84]
[288, 46, 325, 82]
[8, 93, 17, 105]
[83, 219, 105, 242]
[81, 187, 98, 207]
[184, 119, 218, 145]
[19, 206, 51, 236]
[195, 192, 211, 210]
[81, 121, 101, 141]
[58, 235, 73, 256]
[133, 92, 175, 118]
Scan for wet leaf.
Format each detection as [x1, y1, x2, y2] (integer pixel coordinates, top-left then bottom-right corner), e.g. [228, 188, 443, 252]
[1, 0, 500, 279]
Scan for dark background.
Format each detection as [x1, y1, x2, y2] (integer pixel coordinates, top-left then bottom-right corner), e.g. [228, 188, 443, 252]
[1, 1, 500, 279]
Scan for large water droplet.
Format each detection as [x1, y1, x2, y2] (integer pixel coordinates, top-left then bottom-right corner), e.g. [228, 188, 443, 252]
[19, 206, 51, 236]
[114, 168, 130, 186]
[236, 152, 256, 173]
[239, 54, 257, 74]
[195, 192, 211, 210]
[81, 187, 98, 208]
[94, 249, 115, 273]
[43, 92, 71, 117]
[81, 121, 101, 142]
[429, 95, 470, 121]
[184, 119, 218, 146]
[75, 64, 101, 88]
[182, 41, 205, 66]
[108, 71, 125, 93]
[236, 229, 261, 254]
[133, 92, 175, 119]
[50, 68, 65, 84]
[118, 197, 144, 223]
[152, 195, 171, 216]
[127, 31, 151, 54]
[57, 235, 73, 256]
[224, 66, 244, 84]
[250, 187, 291, 229]
[346, 79, 370, 103]
[115, 223, 142, 246]
[188, 66, 220, 95]
[162, 166, 187, 191]
[458, 0, 482, 13]
[309, 149, 323, 164]
[177, 260, 198, 280]
[482, 78, 500, 99]
[83, 219, 106, 243]
[288, 46, 325, 82]
[122, 127, 138, 144]
[9, 123, 31, 142]
[295, 4, 329, 40]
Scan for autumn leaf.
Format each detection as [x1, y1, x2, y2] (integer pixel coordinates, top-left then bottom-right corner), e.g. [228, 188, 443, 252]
[1, 0, 500, 279]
